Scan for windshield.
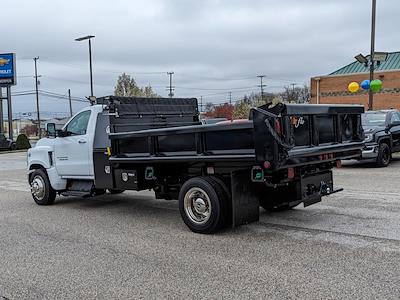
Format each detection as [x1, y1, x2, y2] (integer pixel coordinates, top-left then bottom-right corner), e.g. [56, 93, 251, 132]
[361, 113, 387, 127]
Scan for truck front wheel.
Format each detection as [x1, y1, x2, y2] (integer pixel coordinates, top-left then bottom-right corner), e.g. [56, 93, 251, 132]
[376, 143, 391, 167]
[179, 177, 227, 234]
[29, 169, 56, 205]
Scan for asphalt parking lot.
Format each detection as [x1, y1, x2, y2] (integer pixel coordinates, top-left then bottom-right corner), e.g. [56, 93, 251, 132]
[0, 152, 399, 299]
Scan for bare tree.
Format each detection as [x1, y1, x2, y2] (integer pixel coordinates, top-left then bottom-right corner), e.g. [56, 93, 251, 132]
[281, 85, 310, 103]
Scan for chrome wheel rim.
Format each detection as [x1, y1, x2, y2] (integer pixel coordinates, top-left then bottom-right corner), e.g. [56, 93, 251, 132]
[184, 187, 212, 225]
[31, 175, 45, 201]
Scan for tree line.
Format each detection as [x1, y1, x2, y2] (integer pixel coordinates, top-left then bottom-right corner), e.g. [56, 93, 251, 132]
[114, 73, 310, 120]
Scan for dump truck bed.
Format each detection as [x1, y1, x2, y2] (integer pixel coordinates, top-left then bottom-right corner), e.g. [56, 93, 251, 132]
[106, 99, 364, 170]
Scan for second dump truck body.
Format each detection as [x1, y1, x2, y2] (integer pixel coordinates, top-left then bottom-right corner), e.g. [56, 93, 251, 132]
[28, 96, 364, 233]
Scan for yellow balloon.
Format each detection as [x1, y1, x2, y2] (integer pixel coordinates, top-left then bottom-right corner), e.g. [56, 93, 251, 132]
[348, 82, 360, 93]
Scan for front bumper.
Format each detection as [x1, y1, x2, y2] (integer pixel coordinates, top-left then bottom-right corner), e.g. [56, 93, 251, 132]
[361, 143, 378, 159]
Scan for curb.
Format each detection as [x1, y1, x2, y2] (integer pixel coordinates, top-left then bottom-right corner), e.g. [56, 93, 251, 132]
[0, 149, 28, 155]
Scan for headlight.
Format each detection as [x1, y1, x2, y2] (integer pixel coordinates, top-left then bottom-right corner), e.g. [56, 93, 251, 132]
[364, 133, 373, 142]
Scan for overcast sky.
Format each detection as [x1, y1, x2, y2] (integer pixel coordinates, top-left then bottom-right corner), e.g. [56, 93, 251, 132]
[1, 0, 399, 118]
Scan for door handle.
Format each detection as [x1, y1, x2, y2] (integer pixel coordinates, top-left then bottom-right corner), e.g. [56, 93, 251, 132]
[78, 140, 87, 144]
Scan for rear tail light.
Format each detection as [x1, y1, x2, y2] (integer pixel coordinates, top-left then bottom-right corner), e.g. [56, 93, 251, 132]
[275, 119, 282, 135]
[263, 161, 271, 169]
[287, 167, 295, 179]
[336, 160, 342, 168]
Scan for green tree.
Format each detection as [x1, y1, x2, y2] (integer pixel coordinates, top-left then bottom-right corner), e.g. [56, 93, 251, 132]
[114, 73, 159, 97]
[16, 134, 31, 149]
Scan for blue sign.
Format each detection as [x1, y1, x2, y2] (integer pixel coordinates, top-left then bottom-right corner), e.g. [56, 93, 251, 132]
[0, 53, 16, 86]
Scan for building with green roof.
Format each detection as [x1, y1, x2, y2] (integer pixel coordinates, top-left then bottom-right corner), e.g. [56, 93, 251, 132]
[310, 51, 400, 110]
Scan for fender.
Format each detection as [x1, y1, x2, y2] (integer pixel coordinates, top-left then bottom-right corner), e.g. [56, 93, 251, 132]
[375, 131, 393, 149]
[27, 144, 67, 191]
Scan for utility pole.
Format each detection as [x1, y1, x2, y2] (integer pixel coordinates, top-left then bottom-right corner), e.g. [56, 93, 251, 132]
[34, 57, 41, 138]
[229, 92, 232, 105]
[200, 96, 203, 113]
[68, 89, 73, 117]
[167, 72, 174, 98]
[7, 86, 12, 140]
[0, 88, 3, 133]
[291, 83, 296, 102]
[368, 0, 377, 111]
[257, 75, 266, 102]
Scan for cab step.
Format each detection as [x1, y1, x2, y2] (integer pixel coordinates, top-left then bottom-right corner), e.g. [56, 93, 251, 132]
[61, 180, 94, 197]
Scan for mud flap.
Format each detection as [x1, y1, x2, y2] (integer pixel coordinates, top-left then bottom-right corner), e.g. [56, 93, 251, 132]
[231, 170, 260, 227]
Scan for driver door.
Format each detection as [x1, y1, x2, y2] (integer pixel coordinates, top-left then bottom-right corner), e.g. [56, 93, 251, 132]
[390, 112, 400, 152]
[54, 110, 91, 177]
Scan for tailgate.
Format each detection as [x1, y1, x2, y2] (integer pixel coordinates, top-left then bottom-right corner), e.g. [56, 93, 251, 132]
[252, 103, 365, 170]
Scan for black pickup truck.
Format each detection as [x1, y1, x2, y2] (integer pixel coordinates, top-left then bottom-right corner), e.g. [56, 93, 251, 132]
[361, 109, 400, 166]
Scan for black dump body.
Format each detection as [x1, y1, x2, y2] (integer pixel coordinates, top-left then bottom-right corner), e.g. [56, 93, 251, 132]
[102, 97, 364, 170]
[93, 96, 364, 228]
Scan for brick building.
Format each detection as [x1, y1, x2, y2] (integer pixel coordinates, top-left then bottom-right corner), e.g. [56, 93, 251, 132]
[310, 51, 400, 110]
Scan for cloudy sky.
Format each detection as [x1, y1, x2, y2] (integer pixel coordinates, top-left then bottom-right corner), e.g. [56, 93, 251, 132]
[1, 0, 399, 118]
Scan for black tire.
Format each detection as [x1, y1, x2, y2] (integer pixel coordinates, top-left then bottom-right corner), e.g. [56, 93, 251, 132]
[376, 143, 391, 167]
[29, 169, 56, 205]
[179, 177, 227, 234]
[204, 176, 231, 226]
[108, 189, 125, 194]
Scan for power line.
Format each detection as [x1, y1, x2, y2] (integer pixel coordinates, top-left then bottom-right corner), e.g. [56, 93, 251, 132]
[41, 59, 167, 75]
[174, 85, 256, 91]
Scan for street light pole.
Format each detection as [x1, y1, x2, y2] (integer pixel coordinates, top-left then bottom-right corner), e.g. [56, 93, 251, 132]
[75, 35, 95, 97]
[68, 89, 73, 117]
[34, 57, 41, 138]
[368, 0, 377, 111]
[89, 39, 94, 97]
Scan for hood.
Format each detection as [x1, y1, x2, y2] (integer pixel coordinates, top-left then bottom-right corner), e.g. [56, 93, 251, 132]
[362, 125, 385, 134]
[35, 137, 57, 148]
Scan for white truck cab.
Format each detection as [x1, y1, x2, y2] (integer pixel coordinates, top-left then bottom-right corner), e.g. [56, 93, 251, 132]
[27, 105, 105, 204]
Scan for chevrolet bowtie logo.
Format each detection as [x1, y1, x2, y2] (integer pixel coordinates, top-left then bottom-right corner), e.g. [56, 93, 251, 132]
[0, 58, 10, 67]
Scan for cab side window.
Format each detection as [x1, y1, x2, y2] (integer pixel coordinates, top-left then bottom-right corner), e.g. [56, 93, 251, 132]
[65, 110, 91, 135]
[391, 112, 400, 124]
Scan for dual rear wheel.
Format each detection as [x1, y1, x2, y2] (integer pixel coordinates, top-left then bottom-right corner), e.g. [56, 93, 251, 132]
[179, 177, 230, 234]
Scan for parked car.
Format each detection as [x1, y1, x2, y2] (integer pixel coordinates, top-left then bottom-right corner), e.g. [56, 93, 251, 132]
[360, 109, 400, 166]
[0, 133, 16, 150]
[201, 117, 227, 124]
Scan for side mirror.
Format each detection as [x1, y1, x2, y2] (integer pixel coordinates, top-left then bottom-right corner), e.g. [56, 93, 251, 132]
[46, 123, 56, 138]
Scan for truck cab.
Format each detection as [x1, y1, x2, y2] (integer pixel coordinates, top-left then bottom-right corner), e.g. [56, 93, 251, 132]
[28, 105, 104, 195]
